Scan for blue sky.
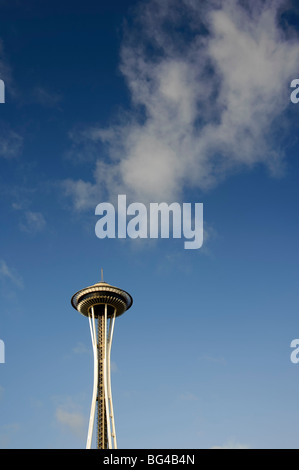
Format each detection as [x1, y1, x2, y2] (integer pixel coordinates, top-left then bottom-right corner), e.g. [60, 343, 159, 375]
[0, 0, 299, 449]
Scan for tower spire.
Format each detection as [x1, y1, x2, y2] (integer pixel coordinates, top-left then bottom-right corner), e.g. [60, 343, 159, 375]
[101, 267, 104, 282]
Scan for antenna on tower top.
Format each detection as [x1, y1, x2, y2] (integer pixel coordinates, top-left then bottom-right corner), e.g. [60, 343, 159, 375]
[101, 267, 104, 282]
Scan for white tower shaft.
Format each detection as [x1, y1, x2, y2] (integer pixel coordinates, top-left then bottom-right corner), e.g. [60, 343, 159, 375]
[86, 305, 117, 449]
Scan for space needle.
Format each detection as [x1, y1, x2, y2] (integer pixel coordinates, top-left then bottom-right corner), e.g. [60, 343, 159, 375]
[71, 270, 133, 449]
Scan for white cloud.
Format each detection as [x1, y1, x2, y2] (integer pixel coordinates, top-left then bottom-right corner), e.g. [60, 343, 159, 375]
[64, 0, 299, 209]
[0, 38, 15, 94]
[211, 439, 250, 449]
[72, 341, 89, 355]
[0, 127, 23, 159]
[110, 361, 118, 373]
[19, 211, 46, 234]
[62, 178, 100, 211]
[55, 406, 86, 438]
[32, 86, 62, 108]
[0, 423, 20, 448]
[0, 40, 23, 158]
[178, 391, 198, 401]
[12, 202, 46, 234]
[0, 259, 23, 288]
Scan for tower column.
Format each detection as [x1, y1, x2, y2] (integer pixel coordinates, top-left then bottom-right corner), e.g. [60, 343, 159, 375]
[71, 275, 133, 449]
[97, 312, 108, 449]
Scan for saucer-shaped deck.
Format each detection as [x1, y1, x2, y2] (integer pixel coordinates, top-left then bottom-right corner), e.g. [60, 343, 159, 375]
[71, 281, 133, 318]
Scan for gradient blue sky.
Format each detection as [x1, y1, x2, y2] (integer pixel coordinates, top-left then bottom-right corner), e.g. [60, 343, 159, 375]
[0, 0, 299, 449]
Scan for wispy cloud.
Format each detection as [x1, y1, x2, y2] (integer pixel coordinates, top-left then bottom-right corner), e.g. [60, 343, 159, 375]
[110, 361, 118, 373]
[0, 126, 23, 159]
[19, 211, 46, 234]
[12, 203, 46, 234]
[64, 0, 299, 209]
[71, 341, 89, 355]
[0, 259, 23, 289]
[0, 423, 20, 448]
[178, 391, 198, 401]
[55, 406, 86, 438]
[62, 178, 100, 212]
[211, 439, 250, 449]
[0, 38, 16, 95]
[31, 86, 62, 108]
[0, 39, 23, 159]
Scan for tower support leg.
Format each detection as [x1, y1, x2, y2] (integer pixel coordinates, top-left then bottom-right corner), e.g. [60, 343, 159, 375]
[86, 307, 98, 449]
[97, 311, 108, 449]
[86, 305, 117, 449]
